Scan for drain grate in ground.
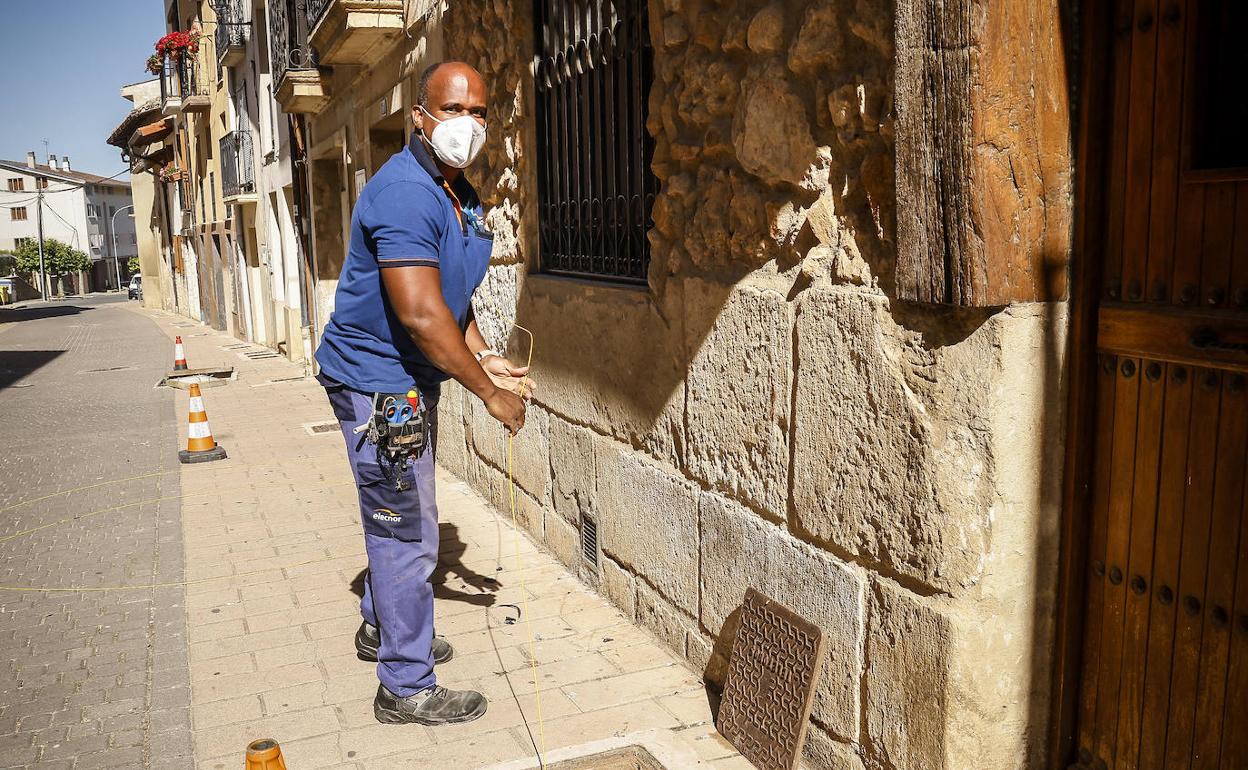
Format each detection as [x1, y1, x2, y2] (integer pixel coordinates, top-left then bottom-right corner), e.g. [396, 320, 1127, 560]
[221, 343, 250, 350]
[543, 747, 667, 770]
[80, 365, 138, 374]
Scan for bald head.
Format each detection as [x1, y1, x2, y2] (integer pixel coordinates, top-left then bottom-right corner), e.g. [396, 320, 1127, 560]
[418, 61, 484, 107]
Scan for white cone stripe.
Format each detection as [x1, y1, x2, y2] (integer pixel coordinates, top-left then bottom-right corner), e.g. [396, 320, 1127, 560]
[188, 397, 204, 413]
[188, 422, 213, 440]
[174, 344, 185, 356]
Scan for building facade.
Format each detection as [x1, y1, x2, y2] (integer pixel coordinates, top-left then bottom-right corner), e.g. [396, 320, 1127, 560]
[0, 152, 136, 295]
[118, 1, 1248, 768]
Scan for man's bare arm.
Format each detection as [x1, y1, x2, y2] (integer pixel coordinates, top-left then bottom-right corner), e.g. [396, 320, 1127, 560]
[464, 307, 489, 355]
[381, 266, 525, 432]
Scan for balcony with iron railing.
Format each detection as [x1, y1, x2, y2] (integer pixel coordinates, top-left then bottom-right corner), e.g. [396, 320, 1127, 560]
[159, 54, 211, 115]
[220, 130, 257, 202]
[269, 0, 330, 113]
[307, 0, 405, 65]
[214, 0, 248, 66]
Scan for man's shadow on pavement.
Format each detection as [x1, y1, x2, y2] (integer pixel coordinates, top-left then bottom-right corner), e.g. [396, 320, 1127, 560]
[348, 522, 498, 608]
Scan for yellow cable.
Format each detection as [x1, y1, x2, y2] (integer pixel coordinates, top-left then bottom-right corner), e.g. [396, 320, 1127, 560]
[0, 469, 179, 514]
[506, 323, 548, 766]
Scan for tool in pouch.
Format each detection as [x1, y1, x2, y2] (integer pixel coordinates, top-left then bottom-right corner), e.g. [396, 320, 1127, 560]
[353, 389, 429, 490]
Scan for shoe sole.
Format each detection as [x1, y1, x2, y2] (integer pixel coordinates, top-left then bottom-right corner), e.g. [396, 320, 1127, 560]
[373, 699, 487, 725]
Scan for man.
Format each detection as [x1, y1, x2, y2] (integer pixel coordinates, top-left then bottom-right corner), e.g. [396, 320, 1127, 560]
[315, 61, 530, 726]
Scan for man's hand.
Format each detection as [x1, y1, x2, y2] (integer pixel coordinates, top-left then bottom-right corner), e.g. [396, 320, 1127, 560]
[481, 355, 536, 399]
[485, 387, 527, 435]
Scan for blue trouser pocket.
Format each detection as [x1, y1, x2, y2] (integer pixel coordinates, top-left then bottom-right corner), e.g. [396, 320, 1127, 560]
[357, 464, 423, 541]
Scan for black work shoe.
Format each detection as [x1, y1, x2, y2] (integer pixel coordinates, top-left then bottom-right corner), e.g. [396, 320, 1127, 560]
[355, 621, 381, 661]
[355, 622, 454, 665]
[373, 684, 488, 725]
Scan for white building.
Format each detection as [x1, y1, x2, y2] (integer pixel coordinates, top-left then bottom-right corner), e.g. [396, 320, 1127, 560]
[0, 152, 136, 294]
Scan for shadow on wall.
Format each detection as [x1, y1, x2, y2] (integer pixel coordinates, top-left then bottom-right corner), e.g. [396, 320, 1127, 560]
[445, 0, 1079, 765]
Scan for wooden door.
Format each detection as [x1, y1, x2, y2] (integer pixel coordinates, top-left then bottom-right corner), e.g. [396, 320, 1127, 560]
[1073, 1, 1248, 769]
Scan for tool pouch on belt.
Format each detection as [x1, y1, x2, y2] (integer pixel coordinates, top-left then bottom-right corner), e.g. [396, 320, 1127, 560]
[368, 391, 430, 464]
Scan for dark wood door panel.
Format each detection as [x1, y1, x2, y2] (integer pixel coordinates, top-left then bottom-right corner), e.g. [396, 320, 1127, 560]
[1076, 362, 1247, 769]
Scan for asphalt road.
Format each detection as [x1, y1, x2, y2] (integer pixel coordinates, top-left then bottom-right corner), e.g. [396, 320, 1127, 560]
[0, 294, 194, 768]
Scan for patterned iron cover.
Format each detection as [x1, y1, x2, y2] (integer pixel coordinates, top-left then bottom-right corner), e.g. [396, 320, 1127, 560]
[717, 587, 825, 770]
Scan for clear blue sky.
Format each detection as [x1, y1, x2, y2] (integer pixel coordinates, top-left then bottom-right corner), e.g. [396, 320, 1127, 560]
[0, 0, 166, 179]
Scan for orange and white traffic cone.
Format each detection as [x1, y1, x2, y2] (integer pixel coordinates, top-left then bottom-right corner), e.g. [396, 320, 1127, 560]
[173, 336, 188, 371]
[244, 739, 286, 770]
[178, 382, 227, 464]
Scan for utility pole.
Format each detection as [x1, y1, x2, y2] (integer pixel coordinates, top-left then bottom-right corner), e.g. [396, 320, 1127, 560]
[35, 187, 48, 300]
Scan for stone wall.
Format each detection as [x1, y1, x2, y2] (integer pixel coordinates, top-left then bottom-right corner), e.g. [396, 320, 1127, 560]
[313, 0, 1074, 767]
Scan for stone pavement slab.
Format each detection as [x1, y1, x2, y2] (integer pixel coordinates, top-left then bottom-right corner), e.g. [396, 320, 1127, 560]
[133, 307, 737, 769]
[0, 296, 193, 768]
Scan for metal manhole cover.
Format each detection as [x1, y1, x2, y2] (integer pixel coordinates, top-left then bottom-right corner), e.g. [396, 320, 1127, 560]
[543, 746, 666, 769]
[302, 422, 340, 436]
[717, 587, 825, 770]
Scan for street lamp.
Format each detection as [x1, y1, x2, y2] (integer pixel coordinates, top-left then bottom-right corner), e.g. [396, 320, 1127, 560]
[110, 204, 135, 291]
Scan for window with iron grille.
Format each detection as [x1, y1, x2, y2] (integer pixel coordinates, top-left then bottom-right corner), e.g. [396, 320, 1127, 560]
[533, 0, 657, 284]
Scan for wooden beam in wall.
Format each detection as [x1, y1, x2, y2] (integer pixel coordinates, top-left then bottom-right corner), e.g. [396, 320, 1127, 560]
[894, 0, 1074, 306]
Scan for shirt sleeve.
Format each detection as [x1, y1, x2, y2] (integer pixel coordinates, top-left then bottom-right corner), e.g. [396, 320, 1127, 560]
[363, 181, 444, 269]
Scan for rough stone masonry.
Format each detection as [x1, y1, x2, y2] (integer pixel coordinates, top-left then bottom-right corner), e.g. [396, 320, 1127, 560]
[306, 0, 1074, 767]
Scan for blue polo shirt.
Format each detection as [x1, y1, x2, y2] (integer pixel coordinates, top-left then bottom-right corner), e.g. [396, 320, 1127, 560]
[315, 135, 493, 394]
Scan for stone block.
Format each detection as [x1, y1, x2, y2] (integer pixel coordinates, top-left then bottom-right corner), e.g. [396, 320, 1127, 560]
[467, 458, 545, 541]
[600, 555, 637, 619]
[801, 726, 866, 770]
[549, 416, 596, 525]
[434, 383, 469, 478]
[684, 280, 791, 518]
[791, 289, 994, 594]
[700, 491, 864, 739]
[470, 263, 518, 351]
[697, 491, 769, 636]
[515, 275, 686, 466]
[636, 582, 692, 655]
[544, 508, 581, 570]
[686, 631, 729, 687]
[865, 580, 951, 770]
[468, 397, 550, 504]
[597, 447, 699, 616]
[766, 533, 864, 741]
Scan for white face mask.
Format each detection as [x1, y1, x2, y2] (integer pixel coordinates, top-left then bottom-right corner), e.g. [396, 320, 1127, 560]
[420, 107, 487, 169]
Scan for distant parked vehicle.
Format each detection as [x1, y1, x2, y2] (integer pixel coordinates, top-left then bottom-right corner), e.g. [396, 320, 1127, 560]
[127, 275, 143, 300]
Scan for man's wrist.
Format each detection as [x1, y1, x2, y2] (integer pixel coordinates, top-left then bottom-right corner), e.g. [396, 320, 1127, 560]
[474, 348, 500, 363]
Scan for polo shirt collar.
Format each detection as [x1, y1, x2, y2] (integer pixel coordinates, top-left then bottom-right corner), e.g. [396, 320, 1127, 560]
[407, 131, 444, 182]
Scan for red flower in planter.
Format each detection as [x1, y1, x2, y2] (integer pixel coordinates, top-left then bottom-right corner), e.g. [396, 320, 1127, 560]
[154, 30, 200, 61]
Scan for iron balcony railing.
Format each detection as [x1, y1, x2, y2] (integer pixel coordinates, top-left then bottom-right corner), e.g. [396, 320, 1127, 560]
[307, 0, 394, 27]
[220, 130, 257, 199]
[307, 0, 333, 26]
[214, 0, 248, 60]
[533, 0, 657, 283]
[160, 53, 210, 102]
[269, 0, 318, 89]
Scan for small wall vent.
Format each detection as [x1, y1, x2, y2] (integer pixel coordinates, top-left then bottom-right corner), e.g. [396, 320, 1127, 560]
[580, 515, 599, 569]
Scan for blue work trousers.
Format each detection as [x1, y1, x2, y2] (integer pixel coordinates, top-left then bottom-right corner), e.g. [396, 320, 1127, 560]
[322, 379, 440, 697]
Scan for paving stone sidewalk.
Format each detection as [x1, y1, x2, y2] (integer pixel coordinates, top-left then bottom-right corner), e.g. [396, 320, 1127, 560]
[136, 308, 744, 769]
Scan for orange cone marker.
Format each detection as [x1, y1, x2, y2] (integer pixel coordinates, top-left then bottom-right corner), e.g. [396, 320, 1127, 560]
[173, 336, 188, 371]
[178, 382, 227, 464]
[245, 739, 287, 770]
